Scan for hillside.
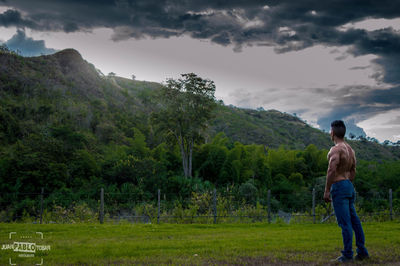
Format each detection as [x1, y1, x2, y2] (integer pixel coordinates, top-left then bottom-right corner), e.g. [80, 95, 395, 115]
[109, 77, 400, 161]
[2, 47, 400, 221]
[0, 48, 399, 162]
[210, 105, 400, 161]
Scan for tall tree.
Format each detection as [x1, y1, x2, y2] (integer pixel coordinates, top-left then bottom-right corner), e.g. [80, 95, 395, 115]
[152, 73, 216, 178]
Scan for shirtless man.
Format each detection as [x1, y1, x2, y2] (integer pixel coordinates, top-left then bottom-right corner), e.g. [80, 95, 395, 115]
[324, 120, 369, 262]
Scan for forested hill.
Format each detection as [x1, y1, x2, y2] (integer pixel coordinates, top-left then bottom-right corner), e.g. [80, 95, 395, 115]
[0, 48, 399, 162]
[210, 106, 400, 161]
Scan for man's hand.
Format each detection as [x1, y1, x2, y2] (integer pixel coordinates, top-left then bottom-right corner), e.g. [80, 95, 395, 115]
[324, 190, 331, 203]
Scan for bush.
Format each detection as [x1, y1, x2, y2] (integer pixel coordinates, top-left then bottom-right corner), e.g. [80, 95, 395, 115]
[239, 181, 258, 205]
[40, 202, 98, 223]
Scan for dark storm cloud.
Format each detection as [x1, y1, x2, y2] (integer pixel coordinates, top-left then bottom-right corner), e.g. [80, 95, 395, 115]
[0, 9, 38, 29]
[367, 86, 400, 105]
[63, 22, 79, 33]
[0, 1, 397, 45]
[4, 29, 57, 56]
[372, 55, 400, 84]
[1, 0, 399, 76]
[1, 0, 400, 130]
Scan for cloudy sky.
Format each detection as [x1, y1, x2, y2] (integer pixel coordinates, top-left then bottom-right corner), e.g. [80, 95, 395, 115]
[1, 0, 400, 142]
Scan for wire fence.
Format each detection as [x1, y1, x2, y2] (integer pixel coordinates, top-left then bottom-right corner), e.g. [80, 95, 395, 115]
[0, 186, 398, 224]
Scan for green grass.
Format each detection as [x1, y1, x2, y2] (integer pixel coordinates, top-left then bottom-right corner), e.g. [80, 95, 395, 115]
[0, 222, 399, 265]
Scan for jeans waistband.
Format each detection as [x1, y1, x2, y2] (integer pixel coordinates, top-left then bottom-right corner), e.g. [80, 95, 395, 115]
[333, 178, 350, 184]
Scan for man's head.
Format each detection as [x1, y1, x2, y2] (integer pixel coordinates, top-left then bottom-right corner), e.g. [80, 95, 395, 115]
[330, 120, 346, 141]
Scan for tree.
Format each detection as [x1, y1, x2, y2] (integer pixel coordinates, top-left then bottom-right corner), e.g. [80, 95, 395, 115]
[152, 73, 216, 178]
[0, 44, 10, 53]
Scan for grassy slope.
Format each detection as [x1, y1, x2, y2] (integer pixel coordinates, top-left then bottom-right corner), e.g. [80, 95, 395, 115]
[0, 222, 399, 265]
[211, 105, 332, 150]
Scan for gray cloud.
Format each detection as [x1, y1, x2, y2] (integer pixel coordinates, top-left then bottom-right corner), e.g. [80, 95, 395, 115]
[0, 1, 398, 79]
[384, 115, 400, 125]
[349, 65, 370, 70]
[0, 1, 398, 48]
[316, 85, 400, 134]
[4, 29, 57, 56]
[0, 9, 38, 29]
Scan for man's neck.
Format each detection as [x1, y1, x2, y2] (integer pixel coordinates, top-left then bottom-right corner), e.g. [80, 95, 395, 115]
[334, 137, 345, 145]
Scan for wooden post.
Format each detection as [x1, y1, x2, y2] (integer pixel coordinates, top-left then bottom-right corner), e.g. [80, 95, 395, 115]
[267, 190, 271, 224]
[312, 188, 316, 224]
[100, 188, 104, 224]
[213, 189, 217, 224]
[389, 189, 393, 221]
[40, 187, 44, 224]
[157, 189, 161, 224]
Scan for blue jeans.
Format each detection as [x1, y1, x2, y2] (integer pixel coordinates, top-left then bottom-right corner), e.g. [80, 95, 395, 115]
[331, 179, 369, 258]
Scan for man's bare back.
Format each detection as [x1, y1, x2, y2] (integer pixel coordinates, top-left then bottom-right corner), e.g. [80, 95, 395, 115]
[329, 142, 356, 181]
[324, 140, 356, 202]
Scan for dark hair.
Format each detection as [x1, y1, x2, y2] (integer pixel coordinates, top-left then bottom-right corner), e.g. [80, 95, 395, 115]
[331, 120, 346, 139]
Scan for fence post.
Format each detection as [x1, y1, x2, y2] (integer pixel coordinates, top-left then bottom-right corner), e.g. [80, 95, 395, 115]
[312, 188, 316, 224]
[157, 189, 161, 224]
[267, 189, 271, 224]
[40, 187, 44, 224]
[389, 188, 393, 221]
[100, 188, 104, 224]
[213, 188, 217, 224]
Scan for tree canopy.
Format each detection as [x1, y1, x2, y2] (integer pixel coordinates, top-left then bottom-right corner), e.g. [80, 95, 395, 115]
[152, 73, 216, 178]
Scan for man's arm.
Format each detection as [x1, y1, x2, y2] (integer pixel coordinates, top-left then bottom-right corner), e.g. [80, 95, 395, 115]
[324, 147, 340, 202]
[349, 151, 356, 182]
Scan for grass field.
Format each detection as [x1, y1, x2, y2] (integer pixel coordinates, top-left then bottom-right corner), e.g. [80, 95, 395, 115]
[0, 222, 399, 265]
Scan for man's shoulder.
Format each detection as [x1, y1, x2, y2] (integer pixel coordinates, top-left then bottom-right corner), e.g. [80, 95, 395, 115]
[328, 145, 341, 158]
[329, 145, 342, 153]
